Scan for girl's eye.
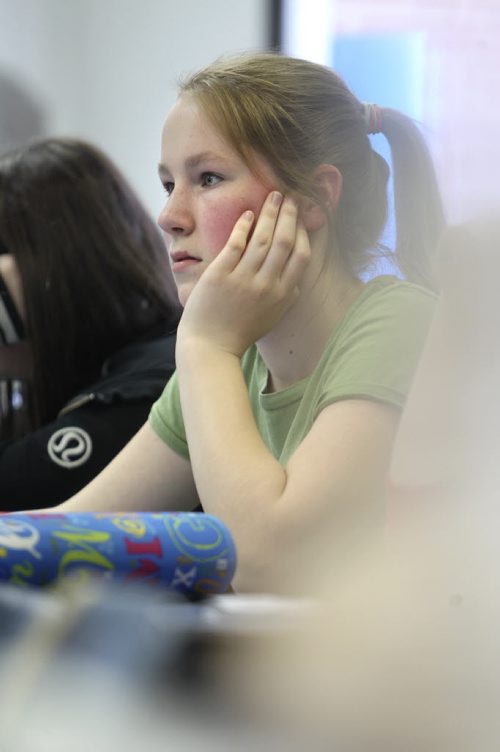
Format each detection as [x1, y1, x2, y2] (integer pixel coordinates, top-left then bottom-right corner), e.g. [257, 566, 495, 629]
[162, 181, 174, 196]
[201, 172, 223, 188]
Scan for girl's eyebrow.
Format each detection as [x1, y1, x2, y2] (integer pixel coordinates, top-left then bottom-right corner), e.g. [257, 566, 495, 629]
[158, 151, 231, 178]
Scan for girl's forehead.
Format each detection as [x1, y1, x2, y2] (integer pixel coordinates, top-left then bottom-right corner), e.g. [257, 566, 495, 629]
[163, 96, 217, 136]
[161, 99, 245, 171]
[161, 95, 279, 186]
[162, 97, 232, 154]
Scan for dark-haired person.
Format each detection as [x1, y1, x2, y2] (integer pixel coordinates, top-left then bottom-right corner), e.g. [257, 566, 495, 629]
[0, 137, 180, 509]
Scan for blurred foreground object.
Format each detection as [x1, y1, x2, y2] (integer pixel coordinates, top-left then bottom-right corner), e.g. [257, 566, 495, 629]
[0, 580, 314, 752]
[391, 211, 500, 497]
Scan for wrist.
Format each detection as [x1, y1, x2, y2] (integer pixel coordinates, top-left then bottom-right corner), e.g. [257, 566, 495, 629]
[176, 334, 241, 369]
[176, 322, 244, 358]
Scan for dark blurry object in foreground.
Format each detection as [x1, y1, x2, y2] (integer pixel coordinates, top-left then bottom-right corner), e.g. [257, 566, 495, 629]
[0, 580, 313, 752]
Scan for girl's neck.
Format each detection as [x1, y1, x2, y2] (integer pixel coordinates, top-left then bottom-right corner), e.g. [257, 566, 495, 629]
[257, 252, 363, 393]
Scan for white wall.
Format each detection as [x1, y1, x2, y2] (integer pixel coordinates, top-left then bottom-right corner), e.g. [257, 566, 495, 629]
[0, 0, 269, 217]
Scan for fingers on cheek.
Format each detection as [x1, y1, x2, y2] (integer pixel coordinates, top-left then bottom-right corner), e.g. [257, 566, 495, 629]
[237, 210, 255, 239]
[253, 232, 274, 253]
[258, 192, 284, 224]
[276, 230, 296, 254]
[222, 211, 255, 258]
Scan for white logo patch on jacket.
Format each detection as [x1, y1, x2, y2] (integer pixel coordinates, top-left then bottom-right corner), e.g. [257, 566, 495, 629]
[47, 427, 93, 468]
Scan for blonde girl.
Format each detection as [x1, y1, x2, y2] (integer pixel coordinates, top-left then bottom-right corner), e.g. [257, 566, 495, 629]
[56, 53, 444, 592]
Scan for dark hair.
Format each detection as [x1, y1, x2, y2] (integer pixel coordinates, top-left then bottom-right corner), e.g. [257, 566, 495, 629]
[0, 137, 180, 427]
[180, 52, 445, 288]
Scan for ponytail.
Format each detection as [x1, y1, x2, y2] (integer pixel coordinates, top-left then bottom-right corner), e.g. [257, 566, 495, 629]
[378, 108, 446, 290]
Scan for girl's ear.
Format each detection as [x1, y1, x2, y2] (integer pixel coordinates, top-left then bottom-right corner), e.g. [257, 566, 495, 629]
[301, 164, 343, 232]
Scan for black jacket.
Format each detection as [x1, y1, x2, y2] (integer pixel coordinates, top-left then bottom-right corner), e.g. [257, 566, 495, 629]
[0, 330, 176, 510]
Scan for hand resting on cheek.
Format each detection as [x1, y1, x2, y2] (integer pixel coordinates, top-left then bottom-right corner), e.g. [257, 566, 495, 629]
[177, 191, 311, 359]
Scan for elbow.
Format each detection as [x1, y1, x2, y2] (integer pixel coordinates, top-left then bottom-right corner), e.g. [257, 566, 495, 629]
[229, 514, 308, 595]
[229, 490, 387, 595]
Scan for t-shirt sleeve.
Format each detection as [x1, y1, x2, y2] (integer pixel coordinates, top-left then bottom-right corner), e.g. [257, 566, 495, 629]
[315, 283, 436, 415]
[149, 371, 189, 459]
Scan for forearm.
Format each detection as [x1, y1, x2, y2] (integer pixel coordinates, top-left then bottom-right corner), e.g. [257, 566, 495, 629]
[177, 340, 287, 555]
[57, 422, 198, 514]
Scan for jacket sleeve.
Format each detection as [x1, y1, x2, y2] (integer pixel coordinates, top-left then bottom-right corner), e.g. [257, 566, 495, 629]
[0, 399, 152, 510]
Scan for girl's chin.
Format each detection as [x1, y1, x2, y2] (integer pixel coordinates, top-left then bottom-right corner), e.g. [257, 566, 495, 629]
[176, 285, 192, 308]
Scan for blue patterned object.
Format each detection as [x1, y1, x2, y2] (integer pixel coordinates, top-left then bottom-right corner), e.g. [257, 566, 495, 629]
[0, 512, 236, 596]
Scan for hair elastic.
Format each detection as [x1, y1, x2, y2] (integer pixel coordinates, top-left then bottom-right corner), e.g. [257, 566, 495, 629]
[363, 103, 383, 135]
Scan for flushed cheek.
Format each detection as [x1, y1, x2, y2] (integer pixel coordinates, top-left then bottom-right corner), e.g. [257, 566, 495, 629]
[201, 193, 268, 259]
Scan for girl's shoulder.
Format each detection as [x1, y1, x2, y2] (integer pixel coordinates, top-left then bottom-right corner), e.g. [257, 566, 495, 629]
[320, 274, 437, 377]
[342, 274, 437, 332]
[358, 274, 437, 304]
[312, 276, 437, 413]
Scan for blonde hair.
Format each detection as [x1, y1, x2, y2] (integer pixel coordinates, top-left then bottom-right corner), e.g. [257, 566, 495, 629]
[179, 52, 445, 289]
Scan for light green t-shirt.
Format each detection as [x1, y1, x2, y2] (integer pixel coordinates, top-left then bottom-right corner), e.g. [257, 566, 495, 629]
[149, 276, 435, 465]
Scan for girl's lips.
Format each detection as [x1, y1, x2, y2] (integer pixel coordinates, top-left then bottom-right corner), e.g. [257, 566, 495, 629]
[170, 251, 202, 273]
[171, 257, 201, 272]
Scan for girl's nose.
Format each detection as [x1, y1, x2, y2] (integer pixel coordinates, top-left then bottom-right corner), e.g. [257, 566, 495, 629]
[157, 189, 194, 236]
